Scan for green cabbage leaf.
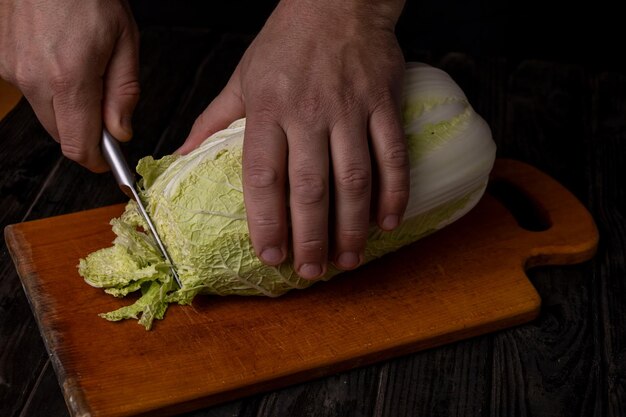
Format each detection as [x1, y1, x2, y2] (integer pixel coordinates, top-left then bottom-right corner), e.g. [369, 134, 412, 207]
[78, 63, 496, 329]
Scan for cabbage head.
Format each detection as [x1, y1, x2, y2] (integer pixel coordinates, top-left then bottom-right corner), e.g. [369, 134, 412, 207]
[78, 63, 496, 329]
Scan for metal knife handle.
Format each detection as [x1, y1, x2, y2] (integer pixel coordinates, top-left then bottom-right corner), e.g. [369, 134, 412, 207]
[101, 129, 183, 289]
[101, 129, 136, 201]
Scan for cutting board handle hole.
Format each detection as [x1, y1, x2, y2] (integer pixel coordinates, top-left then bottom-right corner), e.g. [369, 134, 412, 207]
[487, 179, 551, 231]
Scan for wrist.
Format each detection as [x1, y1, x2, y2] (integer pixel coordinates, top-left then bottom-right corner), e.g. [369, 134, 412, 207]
[274, 0, 406, 32]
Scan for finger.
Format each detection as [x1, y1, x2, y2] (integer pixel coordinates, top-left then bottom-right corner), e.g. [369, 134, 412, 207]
[369, 100, 410, 231]
[242, 115, 288, 267]
[330, 118, 371, 270]
[52, 73, 107, 172]
[288, 126, 329, 279]
[102, 23, 140, 142]
[177, 68, 245, 155]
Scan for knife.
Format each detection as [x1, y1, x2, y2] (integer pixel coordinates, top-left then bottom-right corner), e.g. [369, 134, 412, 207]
[101, 129, 183, 288]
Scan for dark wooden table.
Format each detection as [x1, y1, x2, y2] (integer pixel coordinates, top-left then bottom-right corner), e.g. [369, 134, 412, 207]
[1, 9, 625, 417]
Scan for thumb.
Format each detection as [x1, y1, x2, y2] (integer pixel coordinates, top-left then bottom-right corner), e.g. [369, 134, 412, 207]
[102, 25, 140, 142]
[176, 66, 245, 155]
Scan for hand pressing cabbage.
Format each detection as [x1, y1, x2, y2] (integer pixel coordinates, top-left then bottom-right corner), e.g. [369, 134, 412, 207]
[78, 63, 496, 329]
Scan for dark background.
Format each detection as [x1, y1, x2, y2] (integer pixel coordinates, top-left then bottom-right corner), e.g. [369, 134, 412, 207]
[129, 0, 624, 70]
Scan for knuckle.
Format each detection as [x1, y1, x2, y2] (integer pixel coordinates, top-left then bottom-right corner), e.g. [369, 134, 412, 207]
[295, 237, 326, 254]
[248, 100, 284, 126]
[371, 89, 398, 113]
[245, 164, 279, 191]
[336, 166, 370, 196]
[383, 142, 410, 171]
[115, 78, 141, 98]
[248, 213, 283, 243]
[337, 228, 368, 245]
[291, 172, 327, 206]
[49, 73, 74, 96]
[250, 214, 281, 230]
[380, 174, 411, 212]
[385, 187, 410, 207]
[60, 140, 88, 165]
[248, 81, 283, 112]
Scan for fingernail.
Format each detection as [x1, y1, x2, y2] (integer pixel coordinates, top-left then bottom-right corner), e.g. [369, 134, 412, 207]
[336, 252, 360, 270]
[382, 214, 399, 230]
[260, 247, 283, 265]
[298, 263, 322, 279]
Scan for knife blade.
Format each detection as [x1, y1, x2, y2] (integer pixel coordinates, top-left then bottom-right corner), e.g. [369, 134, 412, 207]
[101, 129, 183, 288]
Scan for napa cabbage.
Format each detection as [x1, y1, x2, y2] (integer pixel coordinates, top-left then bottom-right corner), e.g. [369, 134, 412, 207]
[78, 63, 496, 329]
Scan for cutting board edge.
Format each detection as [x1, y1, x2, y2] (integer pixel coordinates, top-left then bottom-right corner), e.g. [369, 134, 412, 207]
[127, 299, 541, 417]
[43, 266, 544, 417]
[4, 224, 42, 322]
[5, 224, 93, 417]
[5, 224, 53, 328]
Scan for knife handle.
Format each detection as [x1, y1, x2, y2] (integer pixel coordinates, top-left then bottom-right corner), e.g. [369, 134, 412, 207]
[101, 129, 137, 201]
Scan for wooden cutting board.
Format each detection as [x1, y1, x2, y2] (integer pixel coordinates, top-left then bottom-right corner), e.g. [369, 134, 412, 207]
[5, 159, 598, 417]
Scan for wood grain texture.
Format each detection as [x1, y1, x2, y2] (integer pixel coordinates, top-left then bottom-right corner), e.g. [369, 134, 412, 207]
[4, 160, 598, 417]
